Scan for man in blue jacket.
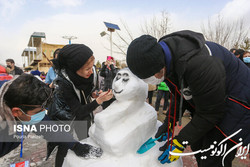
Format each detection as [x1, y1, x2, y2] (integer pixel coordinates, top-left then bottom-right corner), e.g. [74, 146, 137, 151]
[126, 30, 250, 167]
[0, 74, 102, 166]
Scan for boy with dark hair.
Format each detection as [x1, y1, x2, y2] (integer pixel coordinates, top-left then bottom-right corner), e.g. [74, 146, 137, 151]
[0, 74, 102, 165]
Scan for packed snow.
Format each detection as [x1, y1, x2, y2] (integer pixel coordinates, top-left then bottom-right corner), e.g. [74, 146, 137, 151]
[63, 69, 182, 167]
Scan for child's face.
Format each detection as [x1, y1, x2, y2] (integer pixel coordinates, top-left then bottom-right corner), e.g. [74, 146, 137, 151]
[243, 53, 250, 58]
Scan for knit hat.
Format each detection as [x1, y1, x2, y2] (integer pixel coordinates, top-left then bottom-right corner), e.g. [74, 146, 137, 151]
[58, 44, 93, 72]
[126, 35, 165, 79]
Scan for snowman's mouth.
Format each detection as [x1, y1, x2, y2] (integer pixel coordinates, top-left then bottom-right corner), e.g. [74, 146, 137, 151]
[114, 89, 123, 94]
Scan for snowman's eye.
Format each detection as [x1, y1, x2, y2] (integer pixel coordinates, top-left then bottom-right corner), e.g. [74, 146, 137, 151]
[122, 73, 129, 82]
[115, 73, 121, 81]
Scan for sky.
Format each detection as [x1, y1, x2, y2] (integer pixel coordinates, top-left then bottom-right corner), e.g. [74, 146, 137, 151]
[0, 0, 249, 67]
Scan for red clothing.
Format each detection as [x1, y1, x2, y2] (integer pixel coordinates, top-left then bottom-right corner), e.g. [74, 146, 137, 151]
[0, 65, 13, 88]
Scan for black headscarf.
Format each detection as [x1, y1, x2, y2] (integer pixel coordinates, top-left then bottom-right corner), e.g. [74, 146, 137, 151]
[54, 44, 94, 93]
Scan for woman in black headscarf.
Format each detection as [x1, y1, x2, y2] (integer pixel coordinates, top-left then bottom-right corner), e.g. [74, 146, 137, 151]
[48, 44, 113, 167]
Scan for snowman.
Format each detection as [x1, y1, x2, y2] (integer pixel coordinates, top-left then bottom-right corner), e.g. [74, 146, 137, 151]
[63, 68, 183, 167]
[89, 68, 158, 156]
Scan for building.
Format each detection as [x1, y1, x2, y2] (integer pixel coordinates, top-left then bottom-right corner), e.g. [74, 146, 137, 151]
[21, 47, 37, 71]
[22, 32, 65, 73]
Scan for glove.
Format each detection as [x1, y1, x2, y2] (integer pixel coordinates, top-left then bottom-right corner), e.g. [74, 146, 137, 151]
[72, 142, 103, 158]
[158, 139, 184, 164]
[155, 122, 172, 142]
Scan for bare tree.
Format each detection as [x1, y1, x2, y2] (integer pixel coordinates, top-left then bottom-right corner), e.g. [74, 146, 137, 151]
[201, 15, 249, 49]
[95, 60, 101, 70]
[102, 10, 171, 57]
[141, 10, 171, 40]
[240, 37, 250, 51]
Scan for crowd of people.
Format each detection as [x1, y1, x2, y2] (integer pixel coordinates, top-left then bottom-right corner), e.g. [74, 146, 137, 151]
[0, 29, 249, 167]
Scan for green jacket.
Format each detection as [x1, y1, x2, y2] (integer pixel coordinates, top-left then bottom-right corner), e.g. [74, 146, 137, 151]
[157, 82, 169, 91]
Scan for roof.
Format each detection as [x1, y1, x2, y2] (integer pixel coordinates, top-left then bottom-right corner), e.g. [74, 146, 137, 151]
[27, 32, 46, 47]
[31, 32, 46, 38]
[21, 47, 37, 56]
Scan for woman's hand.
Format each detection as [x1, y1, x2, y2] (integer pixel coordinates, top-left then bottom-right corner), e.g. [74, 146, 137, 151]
[96, 89, 113, 104]
[92, 90, 103, 99]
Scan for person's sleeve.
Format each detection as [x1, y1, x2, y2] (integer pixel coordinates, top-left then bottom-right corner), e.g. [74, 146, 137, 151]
[16, 67, 24, 75]
[109, 64, 115, 72]
[0, 142, 20, 157]
[35, 115, 77, 149]
[100, 65, 107, 77]
[62, 84, 100, 120]
[109, 64, 118, 78]
[0, 129, 21, 157]
[175, 56, 226, 145]
[45, 68, 52, 84]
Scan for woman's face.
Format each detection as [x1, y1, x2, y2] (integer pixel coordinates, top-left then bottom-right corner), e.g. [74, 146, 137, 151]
[76, 56, 95, 78]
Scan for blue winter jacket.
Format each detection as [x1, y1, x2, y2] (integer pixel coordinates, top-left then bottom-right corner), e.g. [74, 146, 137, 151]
[206, 41, 250, 145]
[160, 30, 250, 146]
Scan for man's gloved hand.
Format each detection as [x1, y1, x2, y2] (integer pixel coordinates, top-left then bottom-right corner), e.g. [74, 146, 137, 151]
[72, 142, 103, 158]
[155, 122, 172, 142]
[158, 139, 184, 164]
